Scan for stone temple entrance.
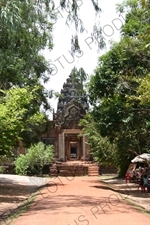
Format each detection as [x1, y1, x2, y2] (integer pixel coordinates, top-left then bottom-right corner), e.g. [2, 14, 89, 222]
[65, 132, 83, 160]
[65, 134, 83, 160]
[41, 71, 90, 162]
[58, 129, 86, 161]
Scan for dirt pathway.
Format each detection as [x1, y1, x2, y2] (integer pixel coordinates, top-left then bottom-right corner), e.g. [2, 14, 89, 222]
[7, 176, 150, 225]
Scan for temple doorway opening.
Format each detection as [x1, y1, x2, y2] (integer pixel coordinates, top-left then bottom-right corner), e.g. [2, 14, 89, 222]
[70, 142, 77, 159]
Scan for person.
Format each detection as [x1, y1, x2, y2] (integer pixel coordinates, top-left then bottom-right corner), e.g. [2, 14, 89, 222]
[139, 174, 144, 192]
[135, 169, 141, 182]
[138, 173, 149, 192]
[138, 168, 145, 192]
[132, 168, 136, 182]
[128, 167, 134, 182]
[143, 174, 148, 191]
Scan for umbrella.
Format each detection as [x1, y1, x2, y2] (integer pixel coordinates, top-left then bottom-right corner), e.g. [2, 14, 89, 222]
[131, 153, 150, 163]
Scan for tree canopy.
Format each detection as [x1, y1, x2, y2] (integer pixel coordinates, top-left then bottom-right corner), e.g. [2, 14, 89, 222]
[79, 113, 117, 166]
[0, 0, 54, 89]
[87, 0, 150, 175]
[0, 0, 103, 155]
[0, 86, 47, 155]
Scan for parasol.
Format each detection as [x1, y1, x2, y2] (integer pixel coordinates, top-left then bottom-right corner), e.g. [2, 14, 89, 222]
[131, 153, 150, 163]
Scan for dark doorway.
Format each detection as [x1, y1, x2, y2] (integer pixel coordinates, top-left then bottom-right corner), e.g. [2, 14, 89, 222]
[70, 147, 77, 158]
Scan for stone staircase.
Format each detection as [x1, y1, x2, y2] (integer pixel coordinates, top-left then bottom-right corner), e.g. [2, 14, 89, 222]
[49, 162, 99, 177]
[88, 164, 99, 176]
[50, 163, 88, 177]
[49, 164, 58, 177]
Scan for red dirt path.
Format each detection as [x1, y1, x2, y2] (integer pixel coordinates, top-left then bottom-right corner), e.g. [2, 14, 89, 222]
[11, 176, 150, 225]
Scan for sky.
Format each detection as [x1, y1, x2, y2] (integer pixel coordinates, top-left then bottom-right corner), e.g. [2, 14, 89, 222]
[42, 0, 124, 118]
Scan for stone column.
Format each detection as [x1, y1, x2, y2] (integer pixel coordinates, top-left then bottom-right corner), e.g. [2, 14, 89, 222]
[82, 135, 86, 160]
[58, 132, 65, 161]
[77, 141, 80, 159]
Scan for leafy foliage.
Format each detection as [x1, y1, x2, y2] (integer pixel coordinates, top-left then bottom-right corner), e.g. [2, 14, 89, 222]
[0, 155, 7, 173]
[59, 0, 102, 53]
[0, 0, 54, 90]
[137, 74, 150, 105]
[0, 0, 105, 159]
[79, 113, 117, 166]
[70, 67, 88, 95]
[15, 142, 54, 175]
[0, 0, 54, 157]
[88, 0, 150, 175]
[0, 86, 47, 155]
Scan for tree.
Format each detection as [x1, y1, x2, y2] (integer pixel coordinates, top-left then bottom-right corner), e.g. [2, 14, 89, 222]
[0, 86, 47, 155]
[58, 0, 102, 52]
[0, 0, 103, 159]
[79, 113, 117, 166]
[0, 0, 54, 90]
[88, 0, 150, 175]
[69, 67, 88, 94]
[0, 0, 102, 90]
[137, 74, 150, 106]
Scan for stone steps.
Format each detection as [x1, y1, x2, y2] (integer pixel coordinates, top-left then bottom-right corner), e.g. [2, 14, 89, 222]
[49, 164, 89, 177]
[88, 165, 99, 176]
[50, 163, 118, 177]
[50, 163, 100, 177]
[49, 165, 58, 177]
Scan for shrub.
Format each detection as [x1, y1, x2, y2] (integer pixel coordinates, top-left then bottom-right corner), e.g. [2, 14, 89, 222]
[0, 155, 7, 174]
[15, 154, 29, 175]
[0, 166, 5, 174]
[15, 142, 54, 175]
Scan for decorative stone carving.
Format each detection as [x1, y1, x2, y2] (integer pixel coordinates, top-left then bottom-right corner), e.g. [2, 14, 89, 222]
[55, 74, 88, 114]
[54, 73, 88, 129]
[55, 99, 85, 129]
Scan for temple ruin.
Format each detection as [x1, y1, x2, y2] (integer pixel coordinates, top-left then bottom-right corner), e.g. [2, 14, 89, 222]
[41, 72, 90, 162]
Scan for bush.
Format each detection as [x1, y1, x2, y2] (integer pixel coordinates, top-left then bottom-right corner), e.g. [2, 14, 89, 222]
[15, 154, 29, 175]
[0, 166, 5, 174]
[0, 155, 7, 174]
[15, 142, 54, 175]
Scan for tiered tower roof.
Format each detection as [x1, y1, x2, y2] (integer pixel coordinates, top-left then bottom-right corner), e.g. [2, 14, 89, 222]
[56, 74, 88, 113]
[53, 73, 88, 128]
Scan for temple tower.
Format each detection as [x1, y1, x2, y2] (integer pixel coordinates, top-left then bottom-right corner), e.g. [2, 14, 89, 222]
[53, 73, 89, 161]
